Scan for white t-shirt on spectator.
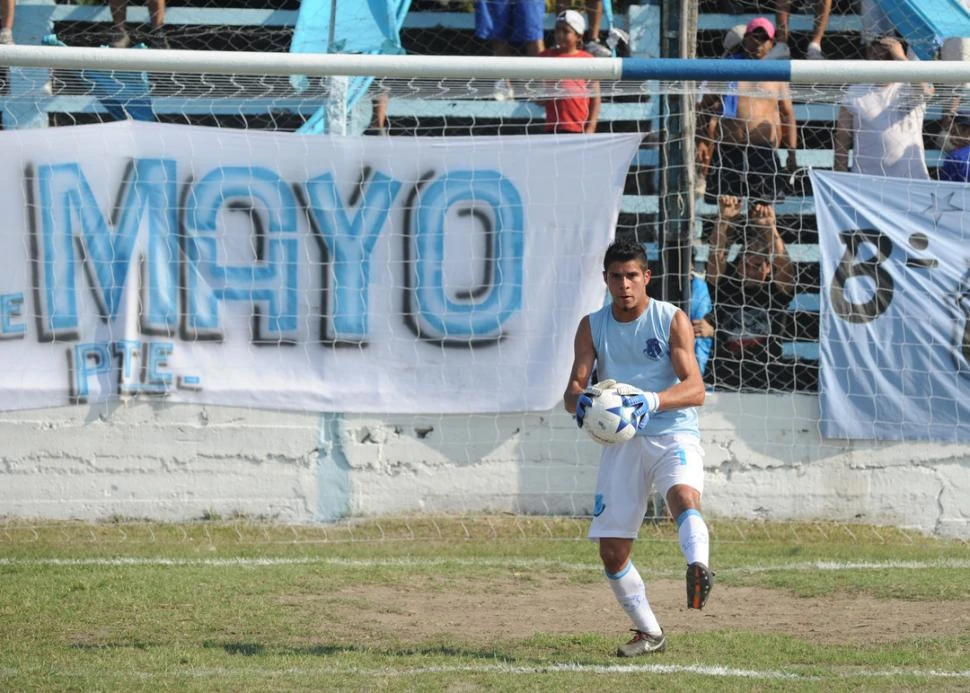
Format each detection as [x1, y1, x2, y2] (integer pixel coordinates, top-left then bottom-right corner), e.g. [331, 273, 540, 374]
[843, 81, 929, 179]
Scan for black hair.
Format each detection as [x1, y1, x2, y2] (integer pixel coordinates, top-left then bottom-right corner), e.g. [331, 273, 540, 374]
[867, 33, 907, 54]
[603, 240, 648, 273]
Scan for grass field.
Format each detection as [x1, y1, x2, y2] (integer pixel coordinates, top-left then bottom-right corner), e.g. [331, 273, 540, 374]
[2, 516, 969, 692]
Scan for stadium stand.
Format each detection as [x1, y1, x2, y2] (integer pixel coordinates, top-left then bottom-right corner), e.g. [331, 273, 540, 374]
[695, 0, 953, 383]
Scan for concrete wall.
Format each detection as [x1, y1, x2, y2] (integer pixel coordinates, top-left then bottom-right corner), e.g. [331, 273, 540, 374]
[2, 393, 969, 538]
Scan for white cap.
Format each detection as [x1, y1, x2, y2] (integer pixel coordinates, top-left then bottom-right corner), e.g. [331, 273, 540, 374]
[723, 23, 746, 53]
[557, 9, 586, 37]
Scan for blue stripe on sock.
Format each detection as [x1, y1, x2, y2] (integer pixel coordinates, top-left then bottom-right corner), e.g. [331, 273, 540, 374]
[605, 560, 632, 580]
[676, 508, 702, 529]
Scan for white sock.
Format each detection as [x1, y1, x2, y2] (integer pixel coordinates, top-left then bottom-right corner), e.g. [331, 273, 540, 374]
[677, 509, 710, 567]
[605, 560, 662, 635]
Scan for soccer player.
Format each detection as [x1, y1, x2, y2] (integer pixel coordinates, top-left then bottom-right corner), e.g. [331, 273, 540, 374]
[562, 240, 710, 657]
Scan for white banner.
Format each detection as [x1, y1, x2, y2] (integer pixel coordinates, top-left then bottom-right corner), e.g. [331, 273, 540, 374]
[0, 121, 639, 413]
[811, 170, 970, 441]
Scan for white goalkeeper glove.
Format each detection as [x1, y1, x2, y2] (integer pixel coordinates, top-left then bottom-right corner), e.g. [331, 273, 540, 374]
[613, 383, 659, 431]
[575, 379, 616, 428]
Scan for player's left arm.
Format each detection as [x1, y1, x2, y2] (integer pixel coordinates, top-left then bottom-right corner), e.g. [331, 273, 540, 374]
[563, 315, 597, 414]
[656, 310, 706, 411]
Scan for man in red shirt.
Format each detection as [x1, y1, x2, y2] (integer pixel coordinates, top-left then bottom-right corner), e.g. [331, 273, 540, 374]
[539, 10, 601, 134]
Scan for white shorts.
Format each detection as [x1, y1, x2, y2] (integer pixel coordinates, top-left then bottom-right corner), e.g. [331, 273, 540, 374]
[588, 434, 705, 540]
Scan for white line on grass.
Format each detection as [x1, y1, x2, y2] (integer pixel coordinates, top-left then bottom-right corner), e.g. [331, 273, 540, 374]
[7, 663, 970, 682]
[369, 664, 970, 680]
[2, 556, 970, 575]
[157, 663, 808, 680]
[118, 663, 970, 681]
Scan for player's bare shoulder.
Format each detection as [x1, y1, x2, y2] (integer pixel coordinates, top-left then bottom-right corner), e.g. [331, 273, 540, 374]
[668, 307, 694, 344]
[574, 314, 596, 357]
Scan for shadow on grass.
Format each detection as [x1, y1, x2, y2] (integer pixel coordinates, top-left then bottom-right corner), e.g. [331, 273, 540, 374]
[204, 640, 518, 661]
[202, 641, 265, 655]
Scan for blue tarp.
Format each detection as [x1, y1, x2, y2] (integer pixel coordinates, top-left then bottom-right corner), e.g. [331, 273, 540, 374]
[290, 0, 409, 57]
[289, 0, 412, 134]
[875, 0, 970, 59]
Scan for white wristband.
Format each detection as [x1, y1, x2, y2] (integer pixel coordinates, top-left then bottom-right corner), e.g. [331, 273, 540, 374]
[645, 391, 660, 413]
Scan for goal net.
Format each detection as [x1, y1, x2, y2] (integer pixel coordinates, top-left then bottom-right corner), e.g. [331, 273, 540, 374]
[2, 7, 970, 537]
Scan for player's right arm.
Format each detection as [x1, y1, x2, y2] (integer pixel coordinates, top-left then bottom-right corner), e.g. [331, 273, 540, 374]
[563, 315, 596, 414]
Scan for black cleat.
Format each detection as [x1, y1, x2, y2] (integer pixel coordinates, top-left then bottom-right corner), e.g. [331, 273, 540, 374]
[686, 562, 714, 609]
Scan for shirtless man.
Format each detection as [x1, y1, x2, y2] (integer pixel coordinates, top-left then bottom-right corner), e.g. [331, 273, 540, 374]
[696, 17, 797, 226]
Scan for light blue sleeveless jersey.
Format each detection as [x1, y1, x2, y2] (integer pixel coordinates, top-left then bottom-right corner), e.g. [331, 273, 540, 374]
[588, 298, 700, 438]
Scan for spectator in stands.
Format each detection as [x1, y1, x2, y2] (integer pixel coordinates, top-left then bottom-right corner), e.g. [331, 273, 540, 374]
[697, 17, 797, 229]
[557, 1, 604, 55]
[690, 265, 715, 379]
[695, 23, 747, 197]
[702, 195, 797, 392]
[858, 0, 923, 57]
[539, 10, 600, 134]
[109, 0, 168, 49]
[833, 35, 933, 179]
[939, 112, 970, 182]
[365, 93, 390, 136]
[555, 1, 628, 57]
[771, 0, 831, 60]
[858, 0, 968, 154]
[936, 1, 970, 150]
[0, 0, 13, 45]
[719, 0, 829, 59]
[475, 0, 545, 100]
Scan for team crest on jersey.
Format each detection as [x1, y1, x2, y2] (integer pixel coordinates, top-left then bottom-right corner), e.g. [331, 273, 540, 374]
[593, 494, 605, 517]
[643, 338, 665, 359]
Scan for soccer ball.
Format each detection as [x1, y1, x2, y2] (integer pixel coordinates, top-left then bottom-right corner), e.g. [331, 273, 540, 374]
[582, 389, 639, 445]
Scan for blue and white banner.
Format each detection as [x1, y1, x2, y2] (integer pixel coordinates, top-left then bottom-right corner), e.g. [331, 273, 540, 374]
[0, 121, 639, 413]
[811, 170, 970, 441]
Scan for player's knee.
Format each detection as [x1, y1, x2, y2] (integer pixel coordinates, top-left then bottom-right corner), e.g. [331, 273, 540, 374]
[598, 541, 631, 573]
[666, 485, 701, 516]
